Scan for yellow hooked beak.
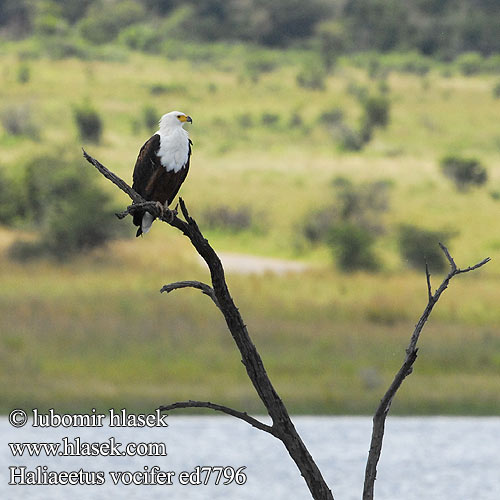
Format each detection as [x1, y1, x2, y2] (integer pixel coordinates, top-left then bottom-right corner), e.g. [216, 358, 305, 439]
[178, 115, 192, 123]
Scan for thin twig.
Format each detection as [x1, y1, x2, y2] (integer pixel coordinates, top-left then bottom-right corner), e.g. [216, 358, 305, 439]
[425, 261, 433, 302]
[160, 280, 220, 310]
[363, 245, 490, 500]
[158, 400, 277, 436]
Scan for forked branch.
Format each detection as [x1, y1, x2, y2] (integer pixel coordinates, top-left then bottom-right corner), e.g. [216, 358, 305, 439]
[82, 150, 334, 500]
[83, 149, 489, 500]
[362, 246, 490, 500]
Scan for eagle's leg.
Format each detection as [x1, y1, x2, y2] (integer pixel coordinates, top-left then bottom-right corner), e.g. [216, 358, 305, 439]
[155, 201, 165, 219]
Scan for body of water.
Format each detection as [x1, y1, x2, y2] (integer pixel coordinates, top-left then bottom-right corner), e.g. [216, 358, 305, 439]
[1, 415, 499, 499]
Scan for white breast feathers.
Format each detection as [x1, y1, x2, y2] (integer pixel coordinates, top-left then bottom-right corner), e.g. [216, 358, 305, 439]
[156, 128, 189, 173]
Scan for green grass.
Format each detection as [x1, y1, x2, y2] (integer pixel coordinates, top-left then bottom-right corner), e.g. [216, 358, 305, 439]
[1, 44, 499, 414]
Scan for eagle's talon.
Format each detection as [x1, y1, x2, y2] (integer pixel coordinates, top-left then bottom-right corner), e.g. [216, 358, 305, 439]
[163, 202, 175, 222]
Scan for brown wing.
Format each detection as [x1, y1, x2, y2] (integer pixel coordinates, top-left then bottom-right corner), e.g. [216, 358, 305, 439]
[132, 133, 162, 199]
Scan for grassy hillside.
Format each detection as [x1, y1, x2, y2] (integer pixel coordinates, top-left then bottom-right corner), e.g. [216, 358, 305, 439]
[0, 45, 499, 414]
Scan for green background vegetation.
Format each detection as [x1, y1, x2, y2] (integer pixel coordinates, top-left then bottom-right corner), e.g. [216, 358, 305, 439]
[0, 0, 499, 415]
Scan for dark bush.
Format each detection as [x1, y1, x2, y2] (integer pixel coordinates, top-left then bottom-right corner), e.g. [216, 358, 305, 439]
[303, 207, 336, 243]
[1, 104, 40, 138]
[143, 104, 158, 131]
[315, 20, 345, 71]
[17, 63, 31, 84]
[119, 23, 163, 52]
[303, 178, 391, 271]
[456, 51, 484, 75]
[336, 124, 364, 151]
[237, 113, 253, 128]
[398, 225, 456, 273]
[319, 107, 344, 126]
[149, 82, 184, 95]
[296, 60, 326, 90]
[328, 223, 379, 272]
[440, 155, 488, 191]
[245, 52, 279, 81]
[261, 112, 280, 127]
[79, 0, 146, 45]
[73, 102, 103, 143]
[361, 94, 390, 129]
[288, 111, 303, 128]
[203, 205, 252, 233]
[493, 81, 500, 99]
[10, 151, 122, 260]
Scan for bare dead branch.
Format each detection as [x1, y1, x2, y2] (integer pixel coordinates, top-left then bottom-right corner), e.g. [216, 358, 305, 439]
[363, 245, 490, 500]
[158, 400, 277, 436]
[160, 280, 220, 309]
[456, 257, 491, 274]
[82, 150, 334, 500]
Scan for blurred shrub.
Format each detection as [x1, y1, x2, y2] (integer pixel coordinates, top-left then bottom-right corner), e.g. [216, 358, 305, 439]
[10, 150, 122, 260]
[73, 102, 103, 143]
[340, 86, 390, 149]
[119, 23, 163, 52]
[493, 81, 500, 99]
[361, 94, 390, 129]
[41, 36, 91, 60]
[440, 155, 488, 191]
[0, 104, 40, 138]
[142, 104, 158, 131]
[16, 63, 30, 84]
[244, 51, 279, 82]
[79, 0, 146, 44]
[315, 20, 345, 72]
[346, 81, 368, 100]
[34, 13, 68, 37]
[0, 167, 26, 225]
[483, 54, 500, 74]
[336, 124, 364, 152]
[237, 113, 253, 129]
[203, 205, 252, 233]
[149, 82, 184, 95]
[288, 111, 303, 129]
[296, 59, 326, 90]
[261, 112, 280, 127]
[318, 107, 344, 126]
[304, 178, 391, 270]
[398, 225, 456, 273]
[329, 223, 379, 272]
[456, 51, 484, 75]
[8, 239, 45, 261]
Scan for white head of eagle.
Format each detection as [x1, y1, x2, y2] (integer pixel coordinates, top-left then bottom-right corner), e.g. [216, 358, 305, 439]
[132, 111, 193, 237]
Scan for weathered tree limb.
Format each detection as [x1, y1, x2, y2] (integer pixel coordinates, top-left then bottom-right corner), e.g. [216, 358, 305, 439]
[159, 400, 276, 435]
[160, 280, 220, 310]
[362, 246, 490, 500]
[83, 150, 334, 500]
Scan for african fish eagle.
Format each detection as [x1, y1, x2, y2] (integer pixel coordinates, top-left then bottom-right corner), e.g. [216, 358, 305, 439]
[132, 110, 192, 237]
